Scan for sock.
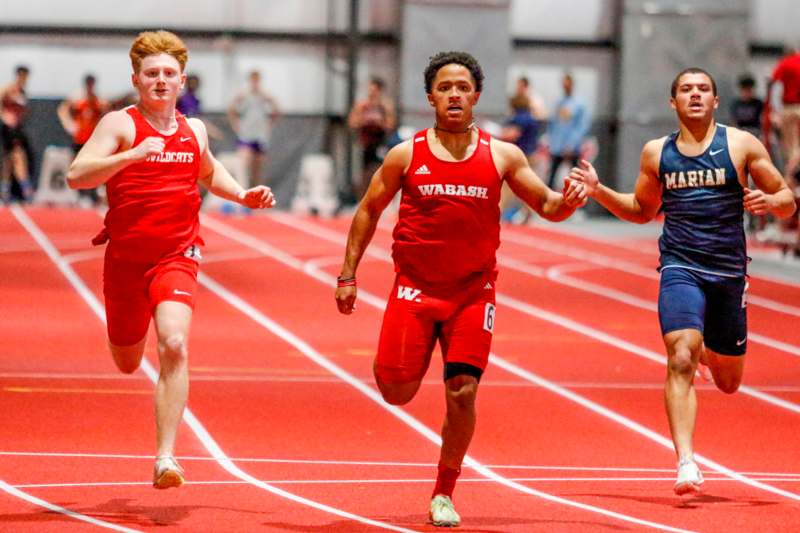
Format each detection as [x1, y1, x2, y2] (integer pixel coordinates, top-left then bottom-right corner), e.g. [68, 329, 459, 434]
[432, 461, 461, 499]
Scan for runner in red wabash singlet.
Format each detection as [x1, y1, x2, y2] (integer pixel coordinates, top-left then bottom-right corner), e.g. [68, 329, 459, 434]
[393, 127, 500, 291]
[66, 30, 275, 490]
[335, 51, 588, 527]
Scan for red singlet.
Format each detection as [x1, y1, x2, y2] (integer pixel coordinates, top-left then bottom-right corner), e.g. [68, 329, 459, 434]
[98, 106, 202, 261]
[773, 53, 800, 105]
[392, 128, 501, 293]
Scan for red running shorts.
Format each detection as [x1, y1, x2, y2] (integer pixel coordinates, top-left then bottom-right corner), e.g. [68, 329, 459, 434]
[103, 250, 200, 346]
[375, 272, 496, 384]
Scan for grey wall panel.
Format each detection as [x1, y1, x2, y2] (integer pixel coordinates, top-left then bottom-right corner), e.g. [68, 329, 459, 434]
[750, 0, 800, 45]
[0, 0, 344, 31]
[400, 0, 512, 129]
[510, 0, 615, 40]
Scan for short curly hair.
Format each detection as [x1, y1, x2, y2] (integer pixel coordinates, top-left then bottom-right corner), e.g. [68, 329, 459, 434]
[424, 51, 484, 93]
[129, 30, 188, 74]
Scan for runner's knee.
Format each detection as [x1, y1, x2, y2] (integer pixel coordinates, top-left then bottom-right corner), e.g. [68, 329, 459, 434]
[715, 376, 741, 394]
[158, 333, 188, 365]
[109, 341, 145, 374]
[667, 347, 696, 378]
[376, 380, 420, 405]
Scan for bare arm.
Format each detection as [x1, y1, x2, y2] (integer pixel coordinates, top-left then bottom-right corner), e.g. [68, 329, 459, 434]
[66, 110, 163, 189]
[335, 141, 408, 314]
[191, 118, 275, 209]
[738, 129, 797, 218]
[499, 140, 586, 221]
[571, 139, 663, 224]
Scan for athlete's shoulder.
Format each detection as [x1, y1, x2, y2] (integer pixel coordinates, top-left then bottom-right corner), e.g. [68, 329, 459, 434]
[489, 135, 524, 160]
[383, 138, 414, 168]
[643, 136, 669, 155]
[641, 136, 668, 170]
[95, 108, 135, 134]
[723, 124, 766, 155]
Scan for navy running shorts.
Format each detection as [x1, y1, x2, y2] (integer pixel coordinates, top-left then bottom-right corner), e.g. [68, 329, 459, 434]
[658, 266, 748, 356]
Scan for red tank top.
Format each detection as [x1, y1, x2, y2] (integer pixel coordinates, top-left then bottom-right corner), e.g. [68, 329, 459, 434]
[99, 106, 202, 262]
[392, 128, 501, 291]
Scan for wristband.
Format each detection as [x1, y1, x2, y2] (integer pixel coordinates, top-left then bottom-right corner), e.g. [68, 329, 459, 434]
[237, 190, 246, 201]
[337, 276, 356, 287]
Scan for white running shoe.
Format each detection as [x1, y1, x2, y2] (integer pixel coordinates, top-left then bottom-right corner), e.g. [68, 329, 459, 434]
[153, 455, 184, 489]
[429, 494, 461, 527]
[674, 457, 703, 495]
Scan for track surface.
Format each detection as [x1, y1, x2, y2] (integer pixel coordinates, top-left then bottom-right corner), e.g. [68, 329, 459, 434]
[1, 206, 799, 532]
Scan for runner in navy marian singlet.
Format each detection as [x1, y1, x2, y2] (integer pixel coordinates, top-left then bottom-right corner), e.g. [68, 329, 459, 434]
[657, 124, 748, 355]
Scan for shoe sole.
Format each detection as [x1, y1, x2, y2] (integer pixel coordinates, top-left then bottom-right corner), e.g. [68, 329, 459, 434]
[153, 470, 184, 490]
[429, 513, 459, 527]
[673, 480, 702, 496]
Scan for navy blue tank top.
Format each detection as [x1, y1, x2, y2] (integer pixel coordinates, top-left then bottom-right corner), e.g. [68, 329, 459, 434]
[657, 124, 746, 276]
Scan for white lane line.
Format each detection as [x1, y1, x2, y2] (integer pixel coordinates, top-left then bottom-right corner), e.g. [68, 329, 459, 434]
[13, 476, 800, 490]
[257, 212, 800, 502]
[4, 452, 800, 477]
[545, 266, 800, 358]
[0, 479, 140, 532]
[516, 221, 800, 288]
[270, 212, 800, 415]
[5, 371, 800, 392]
[503, 228, 800, 320]
[10, 205, 416, 533]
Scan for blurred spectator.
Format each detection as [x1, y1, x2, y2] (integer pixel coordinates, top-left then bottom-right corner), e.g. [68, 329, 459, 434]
[0, 65, 34, 203]
[57, 74, 109, 205]
[769, 42, 800, 257]
[499, 94, 540, 223]
[177, 73, 223, 141]
[771, 42, 800, 180]
[730, 74, 764, 139]
[348, 76, 396, 200]
[514, 76, 547, 121]
[227, 70, 281, 187]
[546, 73, 590, 189]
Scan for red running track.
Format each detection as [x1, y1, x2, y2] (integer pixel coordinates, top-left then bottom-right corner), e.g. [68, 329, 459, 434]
[1, 206, 799, 532]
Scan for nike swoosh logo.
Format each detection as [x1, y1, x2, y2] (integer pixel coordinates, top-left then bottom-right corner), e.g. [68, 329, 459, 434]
[180, 136, 192, 142]
[736, 338, 747, 346]
[173, 289, 192, 296]
[709, 148, 724, 156]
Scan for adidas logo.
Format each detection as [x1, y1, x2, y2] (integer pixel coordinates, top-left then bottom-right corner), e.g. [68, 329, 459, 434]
[414, 164, 431, 175]
[484, 282, 493, 289]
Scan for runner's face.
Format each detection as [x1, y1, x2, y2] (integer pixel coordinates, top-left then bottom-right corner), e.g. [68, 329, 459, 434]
[427, 64, 480, 126]
[671, 72, 718, 121]
[133, 54, 185, 105]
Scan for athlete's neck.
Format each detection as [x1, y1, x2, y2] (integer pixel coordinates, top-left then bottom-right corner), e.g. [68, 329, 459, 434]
[136, 102, 178, 133]
[677, 120, 716, 149]
[433, 121, 474, 135]
[429, 122, 477, 160]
